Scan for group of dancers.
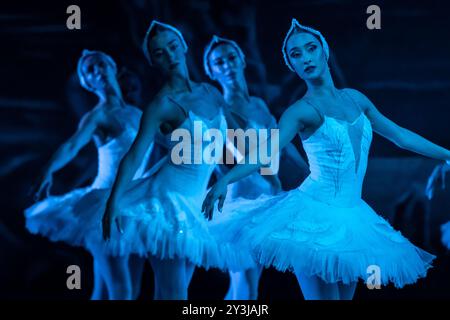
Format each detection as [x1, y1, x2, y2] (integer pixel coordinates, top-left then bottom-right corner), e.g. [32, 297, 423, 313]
[24, 18, 450, 300]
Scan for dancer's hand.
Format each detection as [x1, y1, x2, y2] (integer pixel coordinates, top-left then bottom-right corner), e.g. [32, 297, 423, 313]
[441, 221, 450, 248]
[31, 172, 53, 202]
[271, 177, 283, 194]
[102, 200, 123, 241]
[425, 162, 450, 199]
[202, 179, 228, 220]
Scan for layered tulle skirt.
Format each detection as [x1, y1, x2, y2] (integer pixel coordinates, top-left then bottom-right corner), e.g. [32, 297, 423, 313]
[24, 175, 252, 270]
[210, 187, 435, 288]
[26, 186, 91, 250]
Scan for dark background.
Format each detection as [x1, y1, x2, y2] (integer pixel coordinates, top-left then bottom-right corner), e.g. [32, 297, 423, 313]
[1, 0, 450, 299]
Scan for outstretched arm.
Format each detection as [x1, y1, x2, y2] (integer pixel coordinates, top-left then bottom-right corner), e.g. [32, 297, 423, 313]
[202, 101, 307, 219]
[102, 97, 182, 239]
[349, 88, 450, 161]
[257, 97, 307, 191]
[33, 110, 100, 200]
[223, 104, 302, 185]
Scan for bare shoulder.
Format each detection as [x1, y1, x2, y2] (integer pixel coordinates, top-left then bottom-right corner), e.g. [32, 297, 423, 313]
[201, 82, 228, 113]
[78, 104, 103, 128]
[143, 91, 183, 123]
[341, 88, 373, 111]
[283, 98, 321, 127]
[250, 96, 270, 112]
[201, 82, 222, 97]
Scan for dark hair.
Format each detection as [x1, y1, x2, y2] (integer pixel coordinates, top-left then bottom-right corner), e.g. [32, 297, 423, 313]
[142, 21, 188, 65]
[203, 36, 246, 79]
[145, 25, 168, 54]
[290, 27, 324, 49]
[77, 50, 117, 92]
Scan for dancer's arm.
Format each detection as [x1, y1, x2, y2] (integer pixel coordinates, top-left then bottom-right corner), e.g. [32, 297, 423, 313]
[257, 98, 306, 191]
[102, 96, 182, 240]
[202, 100, 310, 219]
[348, 88, 450, 162]
[33, 110, 101, 200]
[425, 162, 450, 199]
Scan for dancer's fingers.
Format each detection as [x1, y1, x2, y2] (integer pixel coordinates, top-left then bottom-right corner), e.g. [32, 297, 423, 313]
[441, 167, 446, 189]
[201, 194, 209, 213]
[45, 182, 51, 197]
[102, 216, 110, 241]
[34, 182, 45, 201]
[115, 216, 124, 234]
[206, 204, 213, 221]
[218, 195, 225, 213]
[425, 180, 433, 200]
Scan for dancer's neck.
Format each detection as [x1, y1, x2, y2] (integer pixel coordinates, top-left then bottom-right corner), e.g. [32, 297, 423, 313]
[305, 71, 338, 98]
[223, 77, 250, 106]
[99, 90, 125, 107]
[167, 67, 193, 93]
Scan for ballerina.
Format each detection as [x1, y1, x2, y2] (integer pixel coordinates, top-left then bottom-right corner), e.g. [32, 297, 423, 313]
[203, 35, 308, 299]
[202, 18, 449, 300]
[425, 161, 450, 200]
[25, 50, 153, 299]
[425, 160, 450, 249]
[100, 21, 243, 300]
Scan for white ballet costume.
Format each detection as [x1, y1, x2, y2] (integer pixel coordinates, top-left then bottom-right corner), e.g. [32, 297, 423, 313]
[210, 103, 435, 288]
[78, 84, 240, 270]
[24, 105, 154, 250]
[226, 111, 279, 200]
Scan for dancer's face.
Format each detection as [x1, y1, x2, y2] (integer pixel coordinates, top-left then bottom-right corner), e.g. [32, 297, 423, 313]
[208, 43, 245, 86]
[149, 30, 187, 76]
[81, 55, 116, 93]
[286, 32, 327, 80]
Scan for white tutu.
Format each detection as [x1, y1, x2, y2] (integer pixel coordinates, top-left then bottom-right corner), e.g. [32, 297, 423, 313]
[209, 106, 435, 287]
[24, 106, 147, 249]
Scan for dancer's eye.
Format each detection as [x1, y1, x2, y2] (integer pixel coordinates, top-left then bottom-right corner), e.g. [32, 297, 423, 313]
[229, 54, 237, 61]
[169, 44, 178, 51]
[153, 51, 163, 58]
[290, 51, 301, 58]
[213, 59, 224, 66]
[307, 45, 317, 52]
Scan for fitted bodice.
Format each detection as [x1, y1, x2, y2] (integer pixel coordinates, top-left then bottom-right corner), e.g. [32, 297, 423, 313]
[153, 84, 228, 199]
[159, 109, 227, 198]
[228, 107, 278, 199]
[298, 112, 373, 207]
[91, 106, 146, 189]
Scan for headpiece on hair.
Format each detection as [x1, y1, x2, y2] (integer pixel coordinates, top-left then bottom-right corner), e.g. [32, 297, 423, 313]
[142, 20, 188, 65]
[77, 49, 117, 92]
[282, 18, 329, 72]
[203, 35, 246, 79]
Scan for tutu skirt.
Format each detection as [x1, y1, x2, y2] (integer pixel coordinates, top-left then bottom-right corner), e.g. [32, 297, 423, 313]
[210, 187, 435, 287]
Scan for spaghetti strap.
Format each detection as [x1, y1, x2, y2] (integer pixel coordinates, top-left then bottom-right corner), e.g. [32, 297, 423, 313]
[167, 95, 189, 118]
[303, 98, 324, 123]
[201, 82, 210, 93]
[341, 89, 361, 113]
[202, 82, 227, 115]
